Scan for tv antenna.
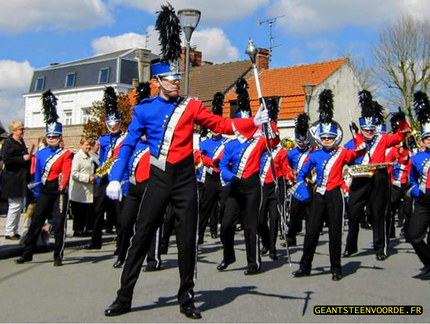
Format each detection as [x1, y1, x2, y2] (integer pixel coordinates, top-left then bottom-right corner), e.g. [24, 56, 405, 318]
[144, 32, 151, 49]
[259, 15, 285, 62]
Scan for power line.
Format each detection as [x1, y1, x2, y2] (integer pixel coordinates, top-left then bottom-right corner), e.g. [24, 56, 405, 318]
[259, 15, 285, 62]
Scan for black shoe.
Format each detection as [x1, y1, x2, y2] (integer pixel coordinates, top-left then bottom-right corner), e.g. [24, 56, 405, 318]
[376, 253, 387, 261]
[15, 256, 32, 264]
[244, 267, 261, 275]
[85, 243, 102, 250]
[260, 246, 268, 255]
[235, 224, 243, 232]
[269, 252, 278, 260]
[332, 273, 342, 281]
[293, 268, 310, 277]
[13, 234, 21, 239]
[286, 237, 297, 247]
[105, 300, 131, 317]
[217, 258, 236, 271]
[211, 232, 218, 239]
[342, 249, 358, 258]
[54, 258, 63, 267]
[113, 259, 124, 268]
[5, 235, 19, 241]
[412, 267, 430, 279]
[180, 301, 202, 319]
[144, 264, 161, 272]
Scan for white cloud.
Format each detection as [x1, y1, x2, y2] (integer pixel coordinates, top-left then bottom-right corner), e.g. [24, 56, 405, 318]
[0, 60, 34, 128]
[109, 0, 269, 24]
[267, 0, 430, 36]
[92, 27, 239, 63]
[0, 0, 113, 34]
[190, 29, 239, 63]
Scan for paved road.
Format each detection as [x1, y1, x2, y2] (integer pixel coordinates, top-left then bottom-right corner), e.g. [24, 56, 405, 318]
[0, 223, 428, 323]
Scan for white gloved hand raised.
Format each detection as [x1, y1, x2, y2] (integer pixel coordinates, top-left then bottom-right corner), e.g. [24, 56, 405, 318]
[254, 103, 269, 126]
[106, 181, 122, 201]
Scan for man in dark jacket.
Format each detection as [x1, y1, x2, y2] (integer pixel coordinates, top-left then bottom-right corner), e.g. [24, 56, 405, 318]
[1, 121, 31, 239]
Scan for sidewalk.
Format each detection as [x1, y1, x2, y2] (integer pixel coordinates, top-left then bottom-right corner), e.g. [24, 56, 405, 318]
[0, 213, 115, 260]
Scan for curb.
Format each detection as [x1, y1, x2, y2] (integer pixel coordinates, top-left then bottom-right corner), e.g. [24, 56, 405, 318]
[0, 236, 116, 260]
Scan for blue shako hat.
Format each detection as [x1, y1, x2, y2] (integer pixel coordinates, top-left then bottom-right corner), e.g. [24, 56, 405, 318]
[294, 113, 310, 145]
[358, 90, 376, 130]
[151, 3, 182, 80]
[413, 91, 430, 140]
[234, 77, 252, 118]
[41, 89, 62, 137]
[315, 89, 343, 146]
[104, 86, 120, 127]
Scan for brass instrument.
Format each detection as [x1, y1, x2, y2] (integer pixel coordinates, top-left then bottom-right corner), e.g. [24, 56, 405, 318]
[282, 137, 296, 150]
[95, 156, 117, 178]
[348, 162, 394, 178]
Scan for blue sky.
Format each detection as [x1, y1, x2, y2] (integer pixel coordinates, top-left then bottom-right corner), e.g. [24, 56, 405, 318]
[0, 0, 429, 129]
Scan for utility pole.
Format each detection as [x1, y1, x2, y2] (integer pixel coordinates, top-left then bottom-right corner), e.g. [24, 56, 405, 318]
[259, 15, 285, 62]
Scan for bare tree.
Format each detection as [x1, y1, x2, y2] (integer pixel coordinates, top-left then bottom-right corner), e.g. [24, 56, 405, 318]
[345, 51, 378, 94]
[372, 14, 430, 129]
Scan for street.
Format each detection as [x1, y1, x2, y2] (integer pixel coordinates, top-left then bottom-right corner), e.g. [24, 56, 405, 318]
[0, 225, 428, 323]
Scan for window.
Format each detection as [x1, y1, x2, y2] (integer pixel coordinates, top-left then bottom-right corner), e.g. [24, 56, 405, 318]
[98, 68, 110, 83]
[81, 108, 92, 124]
[34, 77, 45, 91]
[229, 100, 238, 118]
[64, 110, 73, 125]
[32, 111, 43, 127]
[65, 73, 76, 87]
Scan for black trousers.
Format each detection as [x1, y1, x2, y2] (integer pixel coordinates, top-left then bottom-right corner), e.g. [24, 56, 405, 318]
[345, 171, 390, 255]
[299, 187, 344, 274]
[407, 190, 430, 269]
[161, 203, 175, 248]
[71, 201, 91, 233]
[259, 182, 279, 254]
[91, 178, 123, 246]
[198, 172, 228, 243]
[117, 181, 161, 268]
[391, 183, 412, 232]
[22, 179, 68, 260]
[116, 154, 198, 306]
[287, 195, 311, 240]
[221, 173, 261, 270]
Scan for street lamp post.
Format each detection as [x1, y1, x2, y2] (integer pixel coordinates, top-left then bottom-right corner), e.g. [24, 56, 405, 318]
[302, 84, 315, 115]
[178, 9, 201, 96]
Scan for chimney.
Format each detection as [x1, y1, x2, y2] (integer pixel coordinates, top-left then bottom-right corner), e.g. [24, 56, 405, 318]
[181, 46, 202, 72]
[257, 48, 270, 70]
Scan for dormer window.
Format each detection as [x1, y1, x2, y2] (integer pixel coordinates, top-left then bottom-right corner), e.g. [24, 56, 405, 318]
[98, 68, 110, 83]
[65, 73, 76, 87]
[34, 77, 45, 91]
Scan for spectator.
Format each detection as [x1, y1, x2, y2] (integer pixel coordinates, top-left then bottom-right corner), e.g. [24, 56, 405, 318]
[69, 136, 96, 236]
[1, 121, 31, 240]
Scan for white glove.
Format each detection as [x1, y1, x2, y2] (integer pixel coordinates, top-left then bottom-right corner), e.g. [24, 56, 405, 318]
[106, 181, 122, 201]
[254, 103, 269, 126]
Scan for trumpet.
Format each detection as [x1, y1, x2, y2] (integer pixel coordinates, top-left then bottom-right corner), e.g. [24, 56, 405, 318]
[348, 162, 394, 178]
[95, 156, 117, 178]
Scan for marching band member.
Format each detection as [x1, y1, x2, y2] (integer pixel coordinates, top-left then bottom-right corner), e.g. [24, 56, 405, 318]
[285, 113, 313, 247]
[86, 87, 126, 250]
[292, 89, 365, 281]
[259, 98, 286, 260]
[343, 90, 410, 260]
[407, 91, 430, 280]
[103, 5, 268, 319]
[16, 90, 73, 267]
[218, 78, 280, 275]
[198, 92, 230, 244]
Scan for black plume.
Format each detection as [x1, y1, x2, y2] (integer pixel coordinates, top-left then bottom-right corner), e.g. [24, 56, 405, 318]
[390, 111, 401, 133]
[358, 89, 373, 118]
[41, 89, 59, 125]
[235, 78, 251, 115]
[199, 127, 208, 138]
[413, 91, 430, 124]
[212, 92, 224, 116]
[295, 113, 310, 136]
[104, 86, 118, 115]
[266, 98, 279, 122]
[136, 82, 151, 105]
[318, 89, 334, 124]
[155, 3, 182, 62]
[372, 100, 385, 125]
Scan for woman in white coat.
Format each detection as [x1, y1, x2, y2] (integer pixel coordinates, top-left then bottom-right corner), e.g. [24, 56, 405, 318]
[69, 136, 96, 236]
